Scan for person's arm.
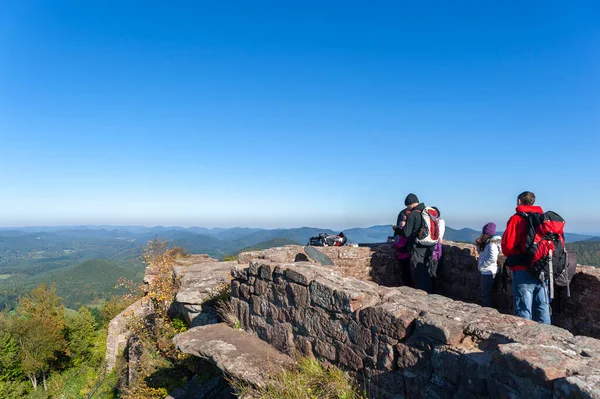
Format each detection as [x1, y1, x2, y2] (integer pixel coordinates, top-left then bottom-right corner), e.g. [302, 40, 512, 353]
[438, 219, 445, 241]
[502, 215, 522, 256]
[404, 213, 418, 238]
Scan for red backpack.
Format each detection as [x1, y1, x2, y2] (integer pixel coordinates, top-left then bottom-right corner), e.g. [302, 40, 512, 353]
[520, 211, 568, 297]
[415, 207, 440, 247]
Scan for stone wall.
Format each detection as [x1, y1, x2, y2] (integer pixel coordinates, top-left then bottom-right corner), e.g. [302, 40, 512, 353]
[230, 260, 600, 398]
[239, 243, 600, 340]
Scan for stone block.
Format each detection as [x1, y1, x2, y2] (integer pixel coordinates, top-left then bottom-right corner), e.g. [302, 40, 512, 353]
[269, 282, 289, 307]
[338, 246, 371, 259]
[404, 372, 453, 399]
[285, 268, 311, 286]
[333, 288, 379, 313]
[338, 345, 363, 370]
[286, 283, 310, 307]
[231, 266, 248, 281]
[314, 338, 337, 361]
[430, 374, 457, 392]
[487, 372, 552, 399]
[396, 343, 433, 378]
[294, 335, 314, 357]
[250, 315, 271, 342]
[494, 343, 580, 389]
[237, 299, 250, 328]
[458, 351, 493, 396]
[359, 302, 419, 341]
[259, 264, 274, 281]
[377, 342, 395, 371]
[554, 375, 600, 399]
[347, 319, 373, 351]
[293, 307, 325, 337]
[239, 284, 251, 300]
[363, 368, 405, 397]
[249, 295, 266, 316]
[413, 313, 465, 345]
[248, 262, 260, 276]
[270, 323, 294, 354]
[268, 302, 287, 322]
[319, 313, 348, 343]
[310, 280, 335, 311]
[254, 278, 267, 296]
[231, 280, 240, 298]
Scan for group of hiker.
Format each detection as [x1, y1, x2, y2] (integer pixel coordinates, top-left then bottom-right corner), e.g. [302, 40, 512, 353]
[392, 191, 572, 325]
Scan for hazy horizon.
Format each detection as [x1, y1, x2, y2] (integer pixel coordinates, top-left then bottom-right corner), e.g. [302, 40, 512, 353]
[1, 222, 598, 236]
[2, 2, 599, 235]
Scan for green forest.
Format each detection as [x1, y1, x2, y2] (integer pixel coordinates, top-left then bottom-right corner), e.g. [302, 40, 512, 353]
[0, 259, 145, 312]
[0, 284, 133, 398]
[567, 240, 600, 267]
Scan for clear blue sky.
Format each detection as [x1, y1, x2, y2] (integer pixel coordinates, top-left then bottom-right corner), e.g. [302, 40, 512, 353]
[1, 1, 599, 232]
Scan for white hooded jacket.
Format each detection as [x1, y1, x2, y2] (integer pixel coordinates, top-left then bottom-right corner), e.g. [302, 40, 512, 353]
[477, 235, 502, 275]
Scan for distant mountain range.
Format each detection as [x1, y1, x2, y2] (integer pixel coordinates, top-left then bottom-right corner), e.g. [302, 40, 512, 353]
[1, 224, 598, 311]
[1, 224, 596, 256]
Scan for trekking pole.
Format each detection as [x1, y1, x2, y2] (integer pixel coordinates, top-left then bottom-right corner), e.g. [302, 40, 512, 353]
[549, 250, 554, 299]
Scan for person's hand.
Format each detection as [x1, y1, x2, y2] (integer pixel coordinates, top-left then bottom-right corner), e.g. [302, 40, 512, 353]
[475, 238, 481, 245]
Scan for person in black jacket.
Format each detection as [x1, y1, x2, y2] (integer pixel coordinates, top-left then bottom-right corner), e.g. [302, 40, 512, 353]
[403, 193, 434, 293]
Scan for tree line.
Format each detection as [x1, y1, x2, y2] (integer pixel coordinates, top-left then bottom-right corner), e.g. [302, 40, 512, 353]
[0, 283, 132, 398]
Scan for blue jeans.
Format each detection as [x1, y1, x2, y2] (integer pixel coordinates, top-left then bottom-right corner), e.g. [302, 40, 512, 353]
[512, 270, 551, 324]
[480, 273, 495, 308]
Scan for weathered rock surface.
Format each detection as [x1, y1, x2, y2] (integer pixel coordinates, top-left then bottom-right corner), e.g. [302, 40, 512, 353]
[107, 244, 600, 398]
[174, 259, 237, 326]
[105, 297, 154, 371]
[174, 323, 295, 389]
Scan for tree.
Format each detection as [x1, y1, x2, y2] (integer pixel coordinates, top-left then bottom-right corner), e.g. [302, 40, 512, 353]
[100, 296, 130, 326]
[0, 330, 22, 382]
[66, 307, 97, 366]
[12, 284, 67, 391]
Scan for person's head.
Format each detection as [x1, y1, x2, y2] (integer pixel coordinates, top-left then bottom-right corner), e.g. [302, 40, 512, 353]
[482, 222, 496, 237]
[404, 193, 419, 209]
[517, 191, 536, 206]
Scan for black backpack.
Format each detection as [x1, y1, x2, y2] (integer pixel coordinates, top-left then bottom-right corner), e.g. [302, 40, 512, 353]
[307, 232, 347, 247]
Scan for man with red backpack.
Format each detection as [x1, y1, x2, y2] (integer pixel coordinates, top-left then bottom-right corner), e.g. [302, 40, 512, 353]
[502, 191, 567, 324]
[403, 193, 441, 294]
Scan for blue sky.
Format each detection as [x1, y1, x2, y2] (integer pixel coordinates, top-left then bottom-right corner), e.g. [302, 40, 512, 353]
[1, 1, 599, 232]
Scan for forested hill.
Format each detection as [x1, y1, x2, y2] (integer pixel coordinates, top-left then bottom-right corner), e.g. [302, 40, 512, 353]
[0, 259, 144, 311]
[567, 238, 600, 267]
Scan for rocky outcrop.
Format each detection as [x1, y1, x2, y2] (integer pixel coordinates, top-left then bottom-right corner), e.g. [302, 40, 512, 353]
[105, 297, 154, 371]
[230, 260, 600, 398]
[173, 259, 237, 326]
[105, 254, 234, 372]
[174, 323, 295, 389]
[107, 243, 600, 398]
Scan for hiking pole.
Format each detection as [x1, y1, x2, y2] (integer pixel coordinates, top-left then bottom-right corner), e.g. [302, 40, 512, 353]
[549, 250, 554, 299]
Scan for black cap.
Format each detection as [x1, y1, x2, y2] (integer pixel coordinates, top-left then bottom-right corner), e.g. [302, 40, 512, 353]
[404, 193, 419, 206]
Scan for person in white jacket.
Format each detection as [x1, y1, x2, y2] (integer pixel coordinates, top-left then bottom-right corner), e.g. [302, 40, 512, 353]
[475, 222, 501, 307]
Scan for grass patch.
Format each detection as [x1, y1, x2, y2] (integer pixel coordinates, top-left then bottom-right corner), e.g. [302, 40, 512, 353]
[234, 357, 366, 399]
[0, 274, 11, 280]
